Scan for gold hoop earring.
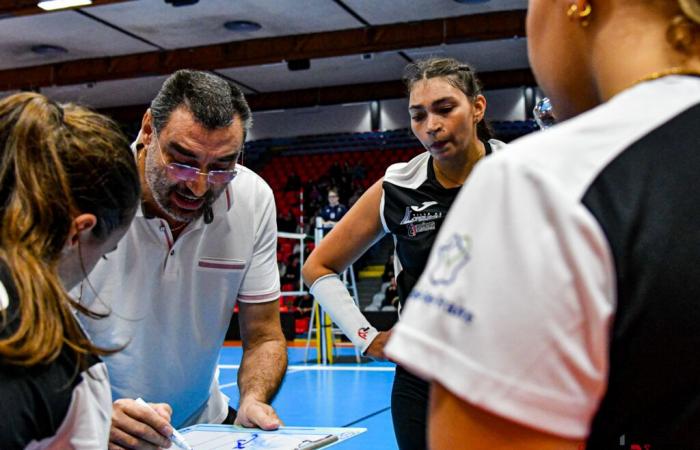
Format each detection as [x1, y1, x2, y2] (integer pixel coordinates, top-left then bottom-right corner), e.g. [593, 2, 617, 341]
[567, 3, 592, 27]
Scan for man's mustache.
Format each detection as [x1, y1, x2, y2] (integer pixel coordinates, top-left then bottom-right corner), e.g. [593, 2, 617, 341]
[173, 186, 216, 223]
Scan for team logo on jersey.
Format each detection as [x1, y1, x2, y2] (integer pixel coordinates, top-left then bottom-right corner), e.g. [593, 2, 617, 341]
[427, 233, 472, 286]
[407, 221, 436, 237]
[400, 206, 442, 225]
[357, 327, 370, 340]
[410, 201, 438, 212]
[400, 201, 443, 237]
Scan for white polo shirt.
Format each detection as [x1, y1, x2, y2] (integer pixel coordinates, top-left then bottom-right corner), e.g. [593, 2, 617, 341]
[75, 163, 280, 428]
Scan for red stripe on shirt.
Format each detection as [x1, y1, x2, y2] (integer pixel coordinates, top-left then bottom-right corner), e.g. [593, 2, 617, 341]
[238, 291, 280, 302]
[198, 261, 245, 270]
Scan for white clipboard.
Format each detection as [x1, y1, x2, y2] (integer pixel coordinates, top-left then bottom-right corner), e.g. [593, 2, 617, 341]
[178, 424, 366, 449]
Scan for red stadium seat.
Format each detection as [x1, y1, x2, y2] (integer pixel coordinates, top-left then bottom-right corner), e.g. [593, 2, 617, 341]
[295, 317, 310, 334]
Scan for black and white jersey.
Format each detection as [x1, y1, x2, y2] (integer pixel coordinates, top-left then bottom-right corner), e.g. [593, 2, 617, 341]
[380, 139, 505, 306]
[0, 262, 112, 449]
[387, 75, 700, 447]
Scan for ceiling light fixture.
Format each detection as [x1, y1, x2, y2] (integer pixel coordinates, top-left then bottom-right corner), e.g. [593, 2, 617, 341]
[287, 59, 310, 71]
[30, 44, 68, 56]
[37, 0, 92, 11]
[223, 20, 262, 32]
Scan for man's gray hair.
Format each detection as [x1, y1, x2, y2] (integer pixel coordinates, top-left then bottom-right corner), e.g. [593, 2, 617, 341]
[150, 69, 252, 137]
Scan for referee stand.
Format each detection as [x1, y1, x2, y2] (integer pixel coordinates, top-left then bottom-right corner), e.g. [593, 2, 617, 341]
[304, 217, 361, 364]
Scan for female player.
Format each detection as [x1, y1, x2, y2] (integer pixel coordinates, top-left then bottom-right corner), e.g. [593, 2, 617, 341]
[387, 0, 700, 448]
[0, 93, 140, 448]
[302, 58, 505, 449]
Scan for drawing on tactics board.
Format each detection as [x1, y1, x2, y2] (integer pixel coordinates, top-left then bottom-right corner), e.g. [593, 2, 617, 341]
[179, 425, 366, 450]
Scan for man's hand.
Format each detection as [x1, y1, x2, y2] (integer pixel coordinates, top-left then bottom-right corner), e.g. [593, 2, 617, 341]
[109, 398, 173, 450]
[236, 300, 287, 431]
[235, 399, 282, 430]
[365, 329, 393, 360]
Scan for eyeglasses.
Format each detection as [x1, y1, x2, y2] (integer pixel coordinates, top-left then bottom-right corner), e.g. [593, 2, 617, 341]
[152, 130, 238, 186]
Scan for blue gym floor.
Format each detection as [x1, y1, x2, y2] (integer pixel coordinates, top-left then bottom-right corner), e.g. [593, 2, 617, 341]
[217, 344, 398, 449]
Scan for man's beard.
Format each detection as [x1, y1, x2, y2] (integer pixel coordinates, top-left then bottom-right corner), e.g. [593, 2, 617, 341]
[144, 148, 221, 223]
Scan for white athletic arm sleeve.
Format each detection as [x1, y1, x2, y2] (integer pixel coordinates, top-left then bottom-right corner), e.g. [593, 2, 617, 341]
[309, 273, 379, 353]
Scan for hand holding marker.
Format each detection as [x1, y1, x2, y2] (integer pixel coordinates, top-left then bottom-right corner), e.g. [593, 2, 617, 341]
[135, 398, 193, 450]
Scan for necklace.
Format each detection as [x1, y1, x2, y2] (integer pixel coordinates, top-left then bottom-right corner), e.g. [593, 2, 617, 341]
[434, 163, 465, 187]
[433, 141, 487, 188]
[170, 221, 188, 233]
[633, 67, 700, 86]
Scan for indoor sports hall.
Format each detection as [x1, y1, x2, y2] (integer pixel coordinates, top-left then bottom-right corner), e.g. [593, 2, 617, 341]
[6, 0, 694, 449]
[0, 1, 549, 449]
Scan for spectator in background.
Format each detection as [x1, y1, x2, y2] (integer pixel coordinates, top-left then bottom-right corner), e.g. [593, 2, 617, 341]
[293, 293, 314, 318]
[281, 254, 301, 291]
[307, 182, 322, 207]
[277, 209, 297, 233]
[348, 186, 364, 208]
[329, 161, 342, 184]
[318, 188, 347, 229]
[284, 171, 301, 192]
[339, 174, 353, 202]
[352, 162, 366, 182]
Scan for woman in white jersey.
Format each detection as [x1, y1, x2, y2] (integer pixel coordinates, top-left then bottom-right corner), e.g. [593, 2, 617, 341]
[0, 93, 141, 449]
[302, 58, 505, 450]
[386, 0, 700, 448]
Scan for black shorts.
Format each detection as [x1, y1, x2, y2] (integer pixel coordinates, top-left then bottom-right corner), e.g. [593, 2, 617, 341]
[391, 364, 429, 450]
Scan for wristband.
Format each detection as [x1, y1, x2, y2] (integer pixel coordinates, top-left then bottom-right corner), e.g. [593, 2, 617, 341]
[309, 273, 379, 353]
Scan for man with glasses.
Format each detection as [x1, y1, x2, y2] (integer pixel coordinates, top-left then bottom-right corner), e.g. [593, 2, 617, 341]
[75, 70, 287, 449]
[319, 189, 347, 231]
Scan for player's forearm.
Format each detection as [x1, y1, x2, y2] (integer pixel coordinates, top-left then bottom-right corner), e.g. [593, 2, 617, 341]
[238, 337, 287, 404]
[309, 274, 378, 353]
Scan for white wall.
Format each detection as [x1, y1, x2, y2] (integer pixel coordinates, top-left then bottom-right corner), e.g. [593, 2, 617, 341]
[483, 88, 527, 121]
[249, 102, 371, 140]
[380, 97, 410, 131]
